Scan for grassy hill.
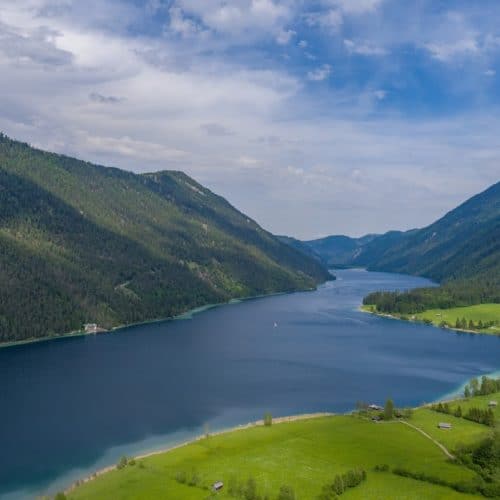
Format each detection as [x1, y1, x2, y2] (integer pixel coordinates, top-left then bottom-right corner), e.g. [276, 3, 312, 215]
[67, 383, 500, 499]
[0, 134, 330, 343]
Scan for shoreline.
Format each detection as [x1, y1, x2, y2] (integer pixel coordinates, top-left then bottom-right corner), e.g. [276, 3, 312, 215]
[64, 412, 334, 495]
[63, 374, 498, 496]
[359, 306, 498, 336]
[64, 372, 500, 497]
[0, 286, 320, 351]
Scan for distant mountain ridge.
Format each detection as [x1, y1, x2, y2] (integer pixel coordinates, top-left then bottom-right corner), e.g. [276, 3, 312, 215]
[286, 181, 500, 286]
[304, 233, 383, 268]
[0, 134, 330, 343]
[360, 181, 500, 283]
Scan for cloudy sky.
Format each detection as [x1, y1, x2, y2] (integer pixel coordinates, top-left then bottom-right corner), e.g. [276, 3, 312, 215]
[1, 0, 499, 239]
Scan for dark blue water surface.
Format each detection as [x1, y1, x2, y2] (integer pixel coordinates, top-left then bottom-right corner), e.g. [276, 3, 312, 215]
[1, 270, 499, 498]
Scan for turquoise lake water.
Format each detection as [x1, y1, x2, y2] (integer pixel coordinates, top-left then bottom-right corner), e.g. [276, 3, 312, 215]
[0, 269, 499, 498]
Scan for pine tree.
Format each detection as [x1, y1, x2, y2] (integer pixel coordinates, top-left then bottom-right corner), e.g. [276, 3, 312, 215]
[332, 475, 344, 495]
[384, 399, 394, 420]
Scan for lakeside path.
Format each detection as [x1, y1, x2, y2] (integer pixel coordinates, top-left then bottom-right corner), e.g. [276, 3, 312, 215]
[399, 420, 455, 460]
[64, 412, 334, 494]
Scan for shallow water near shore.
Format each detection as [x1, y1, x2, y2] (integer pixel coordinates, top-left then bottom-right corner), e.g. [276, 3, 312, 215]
[1, 269, 499, 499]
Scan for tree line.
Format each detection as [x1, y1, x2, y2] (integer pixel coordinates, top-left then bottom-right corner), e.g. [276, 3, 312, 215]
[363, 278, 499, 316]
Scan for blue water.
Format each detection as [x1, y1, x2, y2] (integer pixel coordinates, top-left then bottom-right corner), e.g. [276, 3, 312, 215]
[0, 269, 499, 498]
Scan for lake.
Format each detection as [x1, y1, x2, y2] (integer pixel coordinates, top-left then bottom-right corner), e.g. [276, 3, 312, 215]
[0, 269, 499, 498]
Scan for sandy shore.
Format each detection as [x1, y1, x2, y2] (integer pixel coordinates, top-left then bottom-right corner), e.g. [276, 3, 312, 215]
[64, 412, 334, 494]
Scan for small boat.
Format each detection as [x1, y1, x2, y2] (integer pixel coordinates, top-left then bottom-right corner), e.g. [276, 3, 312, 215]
[273, 322, 278, 328]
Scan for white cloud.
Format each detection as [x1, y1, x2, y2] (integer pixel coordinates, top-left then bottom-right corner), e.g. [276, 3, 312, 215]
[304, 9, 343, 31]
[344, 39, 386, 56]
[424, 38, 479, 62]
[200, 123, 234, 136]
[1, 0, 499, 239]
[0, 21, 73, 66]
[298, 39, 308, 48]
[84, 134, 188, 162]
[327, 0, 384, 15]
[172, 0, 293, 40]
[237, 155, 261, 167]
[484, 69, 496, 76]
[276, 28, 295, 45]
[307, 63, 332, 81]
[167, 6, 206, 38]
[89, 92, 124, 104]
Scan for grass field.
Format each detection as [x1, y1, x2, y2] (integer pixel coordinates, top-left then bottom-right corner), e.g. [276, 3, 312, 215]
[413, 304, 500, 334]
[361, 303, 500, 335]
[409, 408, 490, 451]
[67, 397, 498, 500]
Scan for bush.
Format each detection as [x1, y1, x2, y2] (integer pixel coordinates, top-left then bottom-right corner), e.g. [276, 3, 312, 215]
[117, 456, 128, 470]
[464, 407, 496, 426]
[400, 408, 413, 419]
[188, 470, 200, 487]
[316, 484, 337, 500]
[391, 466, 487, 495]
[277, 485, 296, 500]
[373, 464, 389, 472]
[243, 477, 258, 500]
[228, 476, 243, 497]
[323, 469, 366, 497]
[264, 412, 273, 426]
[175, 471, 187, 484]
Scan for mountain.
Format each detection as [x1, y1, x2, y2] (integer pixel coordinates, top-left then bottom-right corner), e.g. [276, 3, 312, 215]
[294, 182, 499, 285]
[0, 134, 330, 343]
[304, 234, 380, 267]
[276, 235, 324, 264]
[287, 182, 499, 314]
[360, 182, 500, 283]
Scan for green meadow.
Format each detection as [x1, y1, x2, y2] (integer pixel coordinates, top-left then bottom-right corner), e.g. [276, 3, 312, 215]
[67, 393, 500, 500]
[413, 304, 500, 334]
[362, 303, 500, 335]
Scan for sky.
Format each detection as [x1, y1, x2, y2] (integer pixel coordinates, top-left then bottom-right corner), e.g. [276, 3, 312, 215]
[0, 0, 499, 239]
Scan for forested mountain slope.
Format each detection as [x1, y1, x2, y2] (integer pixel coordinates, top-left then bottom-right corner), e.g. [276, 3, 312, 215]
[360, 182, 500, 314]
[0, 134, 329, 342]
[359, 182, 500, 283]
[298, 182, 499, 285]
[282, 183, 499, 314]
[276, 235, 324, 264]
[303, 234, 379, 267]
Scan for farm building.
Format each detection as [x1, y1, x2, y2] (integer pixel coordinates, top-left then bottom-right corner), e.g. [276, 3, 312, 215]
[438, 422, 452, 430]
[212, 481, 224, 492]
